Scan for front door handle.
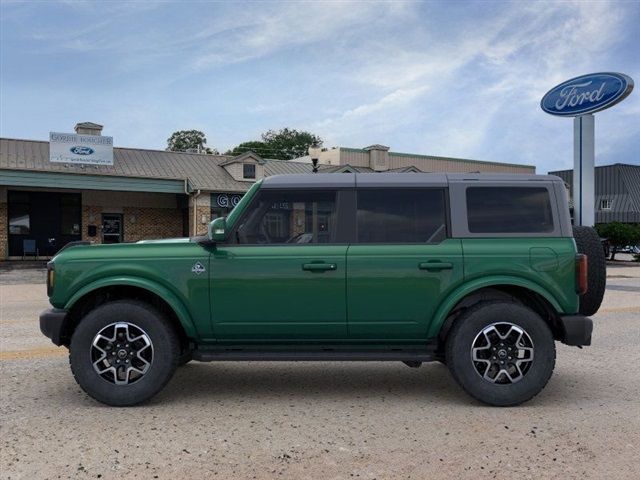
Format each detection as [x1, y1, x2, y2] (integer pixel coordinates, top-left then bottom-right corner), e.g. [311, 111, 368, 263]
[302, 263, 337, 272]
[419, 261, 453, 271]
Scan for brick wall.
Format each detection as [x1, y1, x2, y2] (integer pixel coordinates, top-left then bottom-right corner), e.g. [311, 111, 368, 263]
[82, 191, 186, 244]
[123, 207, 183, 242]
[187, 206, 211, 236]
[0, 188, 189, 259]
[188, 194, 211, 236]
[82, 206, 185, 244]
[81, 205, 103, 243]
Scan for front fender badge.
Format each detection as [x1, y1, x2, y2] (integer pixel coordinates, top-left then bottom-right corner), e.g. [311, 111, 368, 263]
[191, 262, 206, 275]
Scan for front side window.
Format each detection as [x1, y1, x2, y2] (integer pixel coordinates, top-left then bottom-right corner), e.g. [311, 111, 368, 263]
[235, 190, 337, 244]
[466, 187, 554, 233]
[356, 189, 447, 243]
[243, 163, 256, 179]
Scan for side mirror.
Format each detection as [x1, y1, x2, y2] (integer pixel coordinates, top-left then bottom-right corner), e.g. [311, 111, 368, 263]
[208, 217, 227, 243]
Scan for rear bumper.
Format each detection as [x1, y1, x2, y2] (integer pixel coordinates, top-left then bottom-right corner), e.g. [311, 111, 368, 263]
[39, 308, 68, 346]
[559, 315, 593, 346]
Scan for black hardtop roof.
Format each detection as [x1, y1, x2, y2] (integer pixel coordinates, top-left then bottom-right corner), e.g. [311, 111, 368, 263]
[261, 172, 562, 189]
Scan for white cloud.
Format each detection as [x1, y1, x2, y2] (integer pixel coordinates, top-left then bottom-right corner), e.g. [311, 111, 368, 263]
[2, 0, 637, 169]
[191, 2, 408, 70]
[311, 0, 638, 169]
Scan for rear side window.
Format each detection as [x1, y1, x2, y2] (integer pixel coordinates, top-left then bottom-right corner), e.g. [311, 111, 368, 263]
[357, 189, 447, 243]
[466, 187, 554, 233]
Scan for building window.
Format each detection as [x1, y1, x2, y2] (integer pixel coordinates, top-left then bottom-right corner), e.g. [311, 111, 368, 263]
[243, 163, 256, 179]
[9, 192, 30, 234]
[7, 191, 81, 257]
[60, 194, 81, 235]
[600, 199, 612, 210]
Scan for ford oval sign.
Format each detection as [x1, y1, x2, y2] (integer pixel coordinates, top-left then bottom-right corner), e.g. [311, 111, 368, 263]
[70, 146, 95, 155]
[541, 72, 633, 116]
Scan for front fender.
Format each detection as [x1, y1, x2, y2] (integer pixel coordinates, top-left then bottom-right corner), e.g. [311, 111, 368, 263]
[426, 275, 564, 338]
[64, 276, 198, 338]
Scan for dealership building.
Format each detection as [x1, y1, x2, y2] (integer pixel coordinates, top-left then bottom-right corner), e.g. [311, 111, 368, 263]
[549, 163, 640, 224]
[0, 122, 535, 260]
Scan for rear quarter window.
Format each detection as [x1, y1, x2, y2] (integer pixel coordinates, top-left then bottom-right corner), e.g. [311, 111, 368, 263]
[466, 187, 554, 233]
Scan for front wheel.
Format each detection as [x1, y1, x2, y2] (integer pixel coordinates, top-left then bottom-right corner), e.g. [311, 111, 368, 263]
[445, 301, 556, 407]
[69, 300, 180, 406]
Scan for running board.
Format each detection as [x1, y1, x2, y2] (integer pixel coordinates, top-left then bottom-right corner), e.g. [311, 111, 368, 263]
[192, 349, 437, 362]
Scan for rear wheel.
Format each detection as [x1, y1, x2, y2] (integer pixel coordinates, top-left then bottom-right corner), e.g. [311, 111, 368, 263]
[572, 225, 606, 316]
[445, 301, 555, 406]
[69, 300, 179, 406]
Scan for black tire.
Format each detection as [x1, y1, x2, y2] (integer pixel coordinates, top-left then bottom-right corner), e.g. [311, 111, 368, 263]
[69, 300, 180, 406]
[572, 226, 606, 316]
[445, 301, 556, 407]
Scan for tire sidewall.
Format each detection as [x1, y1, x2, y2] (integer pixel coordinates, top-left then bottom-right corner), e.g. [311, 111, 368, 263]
[446, 302, 556, 407]
[70, 301, 179, 406]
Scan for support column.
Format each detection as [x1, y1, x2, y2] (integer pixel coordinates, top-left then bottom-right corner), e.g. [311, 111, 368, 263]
[573, 114, 595, 226]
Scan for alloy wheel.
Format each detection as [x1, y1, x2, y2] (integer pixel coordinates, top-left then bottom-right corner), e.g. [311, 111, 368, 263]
[471, 322, 534, 384]
[91, 322, 154, 385]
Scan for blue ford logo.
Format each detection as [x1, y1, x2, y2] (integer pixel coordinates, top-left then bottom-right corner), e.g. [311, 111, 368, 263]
[70, 146, 95, 155]
[541, 72, 633, 117]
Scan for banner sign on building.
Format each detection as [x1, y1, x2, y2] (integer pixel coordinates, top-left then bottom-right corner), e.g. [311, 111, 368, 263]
[540, 72, 634, 117]
[49, 132, 114, 165]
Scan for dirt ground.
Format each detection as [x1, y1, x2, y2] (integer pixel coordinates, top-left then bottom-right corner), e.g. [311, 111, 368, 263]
[1, 263, 639, 479]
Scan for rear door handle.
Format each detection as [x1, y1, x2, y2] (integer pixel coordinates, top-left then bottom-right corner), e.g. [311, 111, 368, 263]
[419, 261, 453, 271]
[302, 263, 337, 272]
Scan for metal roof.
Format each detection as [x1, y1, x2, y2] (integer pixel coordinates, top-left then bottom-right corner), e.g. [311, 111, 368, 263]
[0, 137, 310, 193]
[618, 164, 640, 212]
[1, 136, 544, 195]
[549, 163, 640, 223]
[262, 159, 313, 176]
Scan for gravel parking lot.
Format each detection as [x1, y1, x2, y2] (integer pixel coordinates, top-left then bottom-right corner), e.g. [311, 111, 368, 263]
[1, 263, 639, 479]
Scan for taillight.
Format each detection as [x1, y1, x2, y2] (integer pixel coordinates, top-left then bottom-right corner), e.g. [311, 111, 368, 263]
[576, 254, 588, 295]
[47, 262, 55, 297]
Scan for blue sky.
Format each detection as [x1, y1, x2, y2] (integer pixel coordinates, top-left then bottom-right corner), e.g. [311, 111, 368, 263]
[1, 0, 638, 173]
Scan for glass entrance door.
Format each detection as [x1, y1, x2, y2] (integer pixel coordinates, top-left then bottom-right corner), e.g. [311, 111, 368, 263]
[102, 214, 123, 244]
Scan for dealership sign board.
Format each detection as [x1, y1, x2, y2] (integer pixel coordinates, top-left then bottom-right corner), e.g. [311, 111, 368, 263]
[541, 72, 634, 117]
[49, 132, 114, 165]
[540, 72, 634, 227]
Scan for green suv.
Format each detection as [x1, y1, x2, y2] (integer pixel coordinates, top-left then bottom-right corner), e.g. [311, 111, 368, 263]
[40, 173, 605, 407]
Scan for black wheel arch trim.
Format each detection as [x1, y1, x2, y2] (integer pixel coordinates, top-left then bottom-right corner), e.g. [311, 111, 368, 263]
[39, 308, 69, 346]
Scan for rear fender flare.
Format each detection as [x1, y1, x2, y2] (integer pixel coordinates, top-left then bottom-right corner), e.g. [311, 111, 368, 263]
[427, 276, 563, 338]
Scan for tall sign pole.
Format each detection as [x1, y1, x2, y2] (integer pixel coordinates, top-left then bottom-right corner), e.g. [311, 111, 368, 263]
[573, 114, 595, 226]
[541, 72, 633, 226]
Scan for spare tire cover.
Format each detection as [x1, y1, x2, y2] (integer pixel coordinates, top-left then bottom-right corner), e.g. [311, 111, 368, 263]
[572, 226, 606, 316]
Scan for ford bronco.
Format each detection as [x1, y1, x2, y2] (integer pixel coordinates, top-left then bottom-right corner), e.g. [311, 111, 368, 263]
[40, 173, 605, 406]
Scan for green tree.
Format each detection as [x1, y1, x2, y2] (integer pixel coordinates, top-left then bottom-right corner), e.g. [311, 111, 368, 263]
[226, 128, 322, 160]
[595, 222, 640, 260]
[167, 130, 217, 154]
[225, 141, 270, 157]
[260, 128, 322, 160]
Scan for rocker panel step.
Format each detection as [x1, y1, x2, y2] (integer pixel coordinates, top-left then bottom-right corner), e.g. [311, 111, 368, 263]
[191, 349, 437, 362]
